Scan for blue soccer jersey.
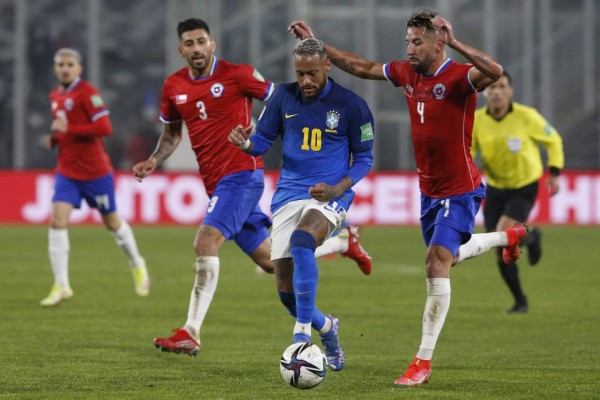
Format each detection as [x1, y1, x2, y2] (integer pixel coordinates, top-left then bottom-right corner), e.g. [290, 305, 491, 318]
[249, 79, 375, 213]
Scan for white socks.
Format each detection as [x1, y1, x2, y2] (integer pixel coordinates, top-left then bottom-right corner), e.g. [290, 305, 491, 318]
[111, 220, 144, 268]
[416, 278, 451, 360]
[314, 235, 348, 258]
[456, 232, 507, 264]
[184, 256, 220, 340]
[48, 228, 70, 288]
[294, 322, 312, 337]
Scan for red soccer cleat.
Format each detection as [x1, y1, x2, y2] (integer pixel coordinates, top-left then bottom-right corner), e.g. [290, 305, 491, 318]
[502, 224, 529, 264]
[394, 357, 431, 386]
[341, 226, 372, 275]
[153, 328, 200, 356]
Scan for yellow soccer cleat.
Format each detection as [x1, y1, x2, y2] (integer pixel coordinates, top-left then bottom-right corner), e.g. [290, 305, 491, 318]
[132, 259, 151, 296]
[40, 285, 74, 307]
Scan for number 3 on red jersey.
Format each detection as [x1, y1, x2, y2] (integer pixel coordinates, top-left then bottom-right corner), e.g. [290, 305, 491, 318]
[196, 101, 207, 120]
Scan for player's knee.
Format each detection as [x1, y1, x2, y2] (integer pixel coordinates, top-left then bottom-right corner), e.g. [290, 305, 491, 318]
[278, 290, 297, 317]
[194, 226, 225, 256]
[290, 230, 316, 251]
[102, 212, 121, 232]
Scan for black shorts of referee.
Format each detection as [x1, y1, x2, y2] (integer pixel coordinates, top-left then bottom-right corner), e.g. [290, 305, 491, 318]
[483, 180, 538, 232]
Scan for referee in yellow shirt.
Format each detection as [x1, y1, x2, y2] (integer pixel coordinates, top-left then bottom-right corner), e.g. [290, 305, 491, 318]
[472, 71, 564, 313]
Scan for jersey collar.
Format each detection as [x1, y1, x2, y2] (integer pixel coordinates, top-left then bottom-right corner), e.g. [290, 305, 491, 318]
[189, 57, 219, 80]
[316, 79, 333, 100]
[423, 58, 452, 77]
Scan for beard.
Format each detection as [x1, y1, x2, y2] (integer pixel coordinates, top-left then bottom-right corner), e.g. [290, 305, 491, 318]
[411, 61, 431, 75]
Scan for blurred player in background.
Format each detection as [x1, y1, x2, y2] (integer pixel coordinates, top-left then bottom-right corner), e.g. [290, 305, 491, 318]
[472, 71, 564, 313]
[229, 38, 374, 371]
[133, 19, 371, 357]
[41, 48, 150, 307]
[289, 9, 528, 385]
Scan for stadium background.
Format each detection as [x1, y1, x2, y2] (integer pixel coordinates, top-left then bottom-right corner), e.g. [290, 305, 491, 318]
[1, 0, 599, 224]
[1, 3, 599, 398]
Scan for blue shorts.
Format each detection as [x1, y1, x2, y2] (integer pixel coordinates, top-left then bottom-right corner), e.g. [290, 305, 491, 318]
[52, 172, 117, 214]
[420, 183, 485, 256]
[203, 169, 272, 255]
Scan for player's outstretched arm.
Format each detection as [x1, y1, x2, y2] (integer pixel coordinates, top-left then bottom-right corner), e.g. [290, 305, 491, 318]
[133, 122, 182, 182]
[432, 15, 502, 90]
[288, 20, 386, 80]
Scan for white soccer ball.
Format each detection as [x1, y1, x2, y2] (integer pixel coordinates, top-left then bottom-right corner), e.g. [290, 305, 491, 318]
[280, 342, 327, 389]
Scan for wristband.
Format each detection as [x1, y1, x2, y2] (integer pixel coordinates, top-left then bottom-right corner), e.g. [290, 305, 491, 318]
[240, 138, 251, 150]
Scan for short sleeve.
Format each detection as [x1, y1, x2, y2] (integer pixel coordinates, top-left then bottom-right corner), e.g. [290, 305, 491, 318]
[82, 86, 109, 122]
[384, 60, 409, 87]
[238, 64, 274, 102]
[159, 79, 182, 123]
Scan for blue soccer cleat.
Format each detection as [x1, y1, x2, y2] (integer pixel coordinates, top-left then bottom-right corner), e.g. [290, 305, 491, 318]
[319, 314, 345, 371]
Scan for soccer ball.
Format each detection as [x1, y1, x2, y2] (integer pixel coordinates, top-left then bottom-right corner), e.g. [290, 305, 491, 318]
[280, 342, 327, 389]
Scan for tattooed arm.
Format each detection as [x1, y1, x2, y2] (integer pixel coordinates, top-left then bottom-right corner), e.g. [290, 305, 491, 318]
[288, 20, 387, 80]
[132, 121, 183, 181]
[433, 15, 503, 90]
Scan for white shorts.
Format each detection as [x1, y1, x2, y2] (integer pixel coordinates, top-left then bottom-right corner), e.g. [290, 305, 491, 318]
[270, 199, 346, 260]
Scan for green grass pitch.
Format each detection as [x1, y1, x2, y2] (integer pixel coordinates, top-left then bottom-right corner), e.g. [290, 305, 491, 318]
[0, 225, 598, 399]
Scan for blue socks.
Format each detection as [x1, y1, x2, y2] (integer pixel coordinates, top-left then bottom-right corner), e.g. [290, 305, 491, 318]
[278, 290, 326, 331]
[289, 230, 326, 330]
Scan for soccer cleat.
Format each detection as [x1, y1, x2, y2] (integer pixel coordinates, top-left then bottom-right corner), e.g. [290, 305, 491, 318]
[502, 224, 529, 264]
[394, 357, 432, 386]
[319, 314, 345, 371]
[131, 259, 151, 296]
[340, 226, 372, 275]
[526, 227, 542, 266]
[153, 328, 200, 356]
[502, 246, 521, 265]
[507, 302, 529, 313]
[40, 285, 74, 307]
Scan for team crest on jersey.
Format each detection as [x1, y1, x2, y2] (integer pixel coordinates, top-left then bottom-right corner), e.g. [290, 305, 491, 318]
[432, 83, 447, 100]
[404, 84, 414, 97]
[175, 94, 188, 104]
[325, 110, 340, 133]
[64, 98, 74, 111]
[210, 83, 224, 97]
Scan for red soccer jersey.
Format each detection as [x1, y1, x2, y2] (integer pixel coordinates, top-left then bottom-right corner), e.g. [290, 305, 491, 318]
[384, 59, 481, 198]
[49, 78, 113, 180]
[160, 59, 274, 195]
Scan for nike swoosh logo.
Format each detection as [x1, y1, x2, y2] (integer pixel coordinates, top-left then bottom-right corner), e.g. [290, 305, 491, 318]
[285, 113, 299, 119]
[296, 291, 311, 295]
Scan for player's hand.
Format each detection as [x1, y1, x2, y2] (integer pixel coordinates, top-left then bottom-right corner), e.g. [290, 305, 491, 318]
[42, 134, 54, 150]
[51, 117, 68, 133]
[432, 15, 457, 46]
[309, 182, 338, 202]
[547, 174, 560, 196]
[288, 20, 315, 40]
[132, 158, 158, 182]
[228, 124, 253, 148]
[42, 133, 65, 149]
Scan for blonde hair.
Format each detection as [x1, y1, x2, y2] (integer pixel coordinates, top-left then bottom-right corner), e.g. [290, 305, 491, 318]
[53, 48, 82, 64]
